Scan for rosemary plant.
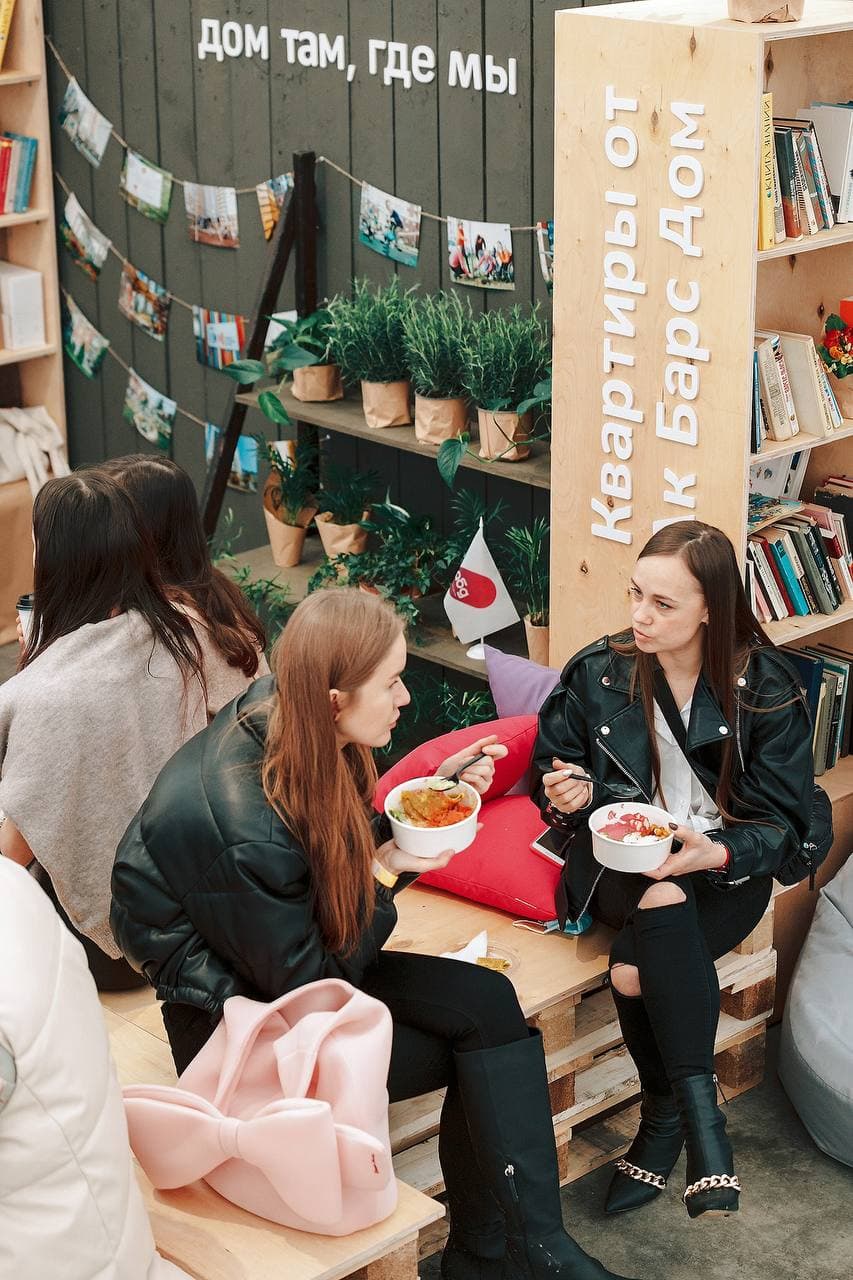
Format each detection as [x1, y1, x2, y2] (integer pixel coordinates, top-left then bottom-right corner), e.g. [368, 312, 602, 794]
[401, 292, 473, 399]
[326, 278, 411, 384]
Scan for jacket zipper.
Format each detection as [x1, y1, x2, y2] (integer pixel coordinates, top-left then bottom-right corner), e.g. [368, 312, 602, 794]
[596, 735, 651, 802]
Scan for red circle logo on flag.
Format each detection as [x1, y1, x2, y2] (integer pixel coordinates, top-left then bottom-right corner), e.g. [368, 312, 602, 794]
[449, 568, 497, 608]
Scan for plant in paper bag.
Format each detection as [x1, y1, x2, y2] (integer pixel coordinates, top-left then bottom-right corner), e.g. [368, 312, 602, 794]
[402, 292, 473, 444]
[263, 437, 318, 526]
[267, 309, 344, 402]
[327, 279, 413, 427]
[314, 461, 379, 557]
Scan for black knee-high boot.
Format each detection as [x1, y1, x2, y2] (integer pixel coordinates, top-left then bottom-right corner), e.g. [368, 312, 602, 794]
[604, 988, 682, 1215]
[454, 1030, 639, 1279]
[439, 1080, 507, 1278]
[632, 898, 739, 1217]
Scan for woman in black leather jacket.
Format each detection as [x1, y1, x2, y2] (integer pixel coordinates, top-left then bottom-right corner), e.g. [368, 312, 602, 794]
[533, 521, 815, 1222]
[112, 588, 637, 1280]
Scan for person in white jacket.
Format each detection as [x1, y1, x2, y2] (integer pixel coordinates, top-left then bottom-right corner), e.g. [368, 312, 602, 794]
[0, 856, 188, 1279]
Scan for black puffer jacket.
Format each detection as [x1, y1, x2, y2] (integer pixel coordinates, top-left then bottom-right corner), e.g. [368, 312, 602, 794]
[110, 678, 399, 1014]
[532, 637, 815, 925]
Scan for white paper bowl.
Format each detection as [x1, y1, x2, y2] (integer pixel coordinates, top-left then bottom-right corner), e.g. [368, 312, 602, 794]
[384, 776, 482, 858]
[589, 802, 675, 873]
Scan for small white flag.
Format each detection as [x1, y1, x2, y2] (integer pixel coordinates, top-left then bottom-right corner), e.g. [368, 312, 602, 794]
[443, 524, 520, 645]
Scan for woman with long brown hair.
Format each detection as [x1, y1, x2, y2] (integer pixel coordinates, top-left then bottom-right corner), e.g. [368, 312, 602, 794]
[112, 588, 637, 1280]
[100, 454, 268, 703]
[533, 521, 817, 1220]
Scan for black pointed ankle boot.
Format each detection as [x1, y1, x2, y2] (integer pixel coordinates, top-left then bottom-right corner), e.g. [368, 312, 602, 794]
[454, 1030, 641, 1280]
[604, 1090, 683, 1215]
[672, 1074, 740, 1218]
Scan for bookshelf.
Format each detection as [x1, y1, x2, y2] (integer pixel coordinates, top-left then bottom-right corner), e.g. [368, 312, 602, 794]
[0, 0, 66, 643]
[551, 0, 853, 664]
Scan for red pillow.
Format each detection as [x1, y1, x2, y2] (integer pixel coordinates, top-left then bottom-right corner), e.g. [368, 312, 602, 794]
[374, 717, 561, 922]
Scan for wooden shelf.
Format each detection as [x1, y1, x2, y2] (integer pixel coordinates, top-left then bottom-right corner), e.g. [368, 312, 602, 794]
[764, 600, 853, 646]
[236, 383, 552, 490]
[229, 538, 529, 679]
[0, 341, 57, 366]
[0, 68, 40, 87]
[757, 222, 853, 262]
[0, 207, 49, 229]
[751, 419, 853, 463]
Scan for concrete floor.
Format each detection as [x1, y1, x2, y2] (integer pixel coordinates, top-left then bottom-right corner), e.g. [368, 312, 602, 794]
[419, 1026, 853, 1280]
[3, 642, 850, 1278]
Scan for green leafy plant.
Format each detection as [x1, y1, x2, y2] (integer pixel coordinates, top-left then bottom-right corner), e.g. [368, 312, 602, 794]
[317, 462, 379, 526]
[401, 292, 473, 399]
[266, 308, 336, 374]
[223, 361, 294, 430]
[437, 306, 551, 489]
[445, 489, 507, 565]
[504, 517, 550, 627]
[326, 278, 411, 384]
[212, 509, 294, 640]
[263, 437, 318, 525]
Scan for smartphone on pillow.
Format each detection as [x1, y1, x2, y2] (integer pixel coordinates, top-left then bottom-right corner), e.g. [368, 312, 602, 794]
[530, 828, 569, 866]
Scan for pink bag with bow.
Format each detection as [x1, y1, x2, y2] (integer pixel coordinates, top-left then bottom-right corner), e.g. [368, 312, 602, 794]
[123, 979, 398, 1236]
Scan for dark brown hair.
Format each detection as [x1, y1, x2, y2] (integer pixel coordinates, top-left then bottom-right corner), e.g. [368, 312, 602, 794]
[23, 471, 204, 689]
[100, 454, 266, 676]
[262, 588, 405, 955]
[613, 521, 773, 816]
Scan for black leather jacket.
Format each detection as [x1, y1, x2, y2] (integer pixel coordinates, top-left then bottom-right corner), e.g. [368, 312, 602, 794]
[532, 637, 814, 926]
[110, 678, 400, 1015]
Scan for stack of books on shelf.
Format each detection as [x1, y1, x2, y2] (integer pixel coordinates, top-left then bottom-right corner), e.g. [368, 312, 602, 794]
[746, 492, 853, 625]
[758, 92, 853, 250]
[782, 643, 853, 777]
[752, 329, 842, 451]
[0, 133, 37, 214]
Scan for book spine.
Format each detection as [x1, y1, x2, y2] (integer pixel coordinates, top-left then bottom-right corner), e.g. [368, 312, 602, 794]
[0, 139, 12, 218]
[805, 124, 835, 230]
[773, 343, 800, 436]
[779, 530, 818, 612]
[755, 340, 790, 440]
[791, 525, 836, 613]
[748, 541, 788, 620]
[759, 94, 775, 251]
[774, 128, 803, 240]
[768, 538, 809, 615]
[0, 0, 16, 73]
[790, 131, 819, 235]
[795, 128, 826, 231]
[803, 519, 842, 607]
[20, 136, 37, 213]
[756, 535, 795, 615]
[4, 137, 19, 215]
[771, 141, 786, 244]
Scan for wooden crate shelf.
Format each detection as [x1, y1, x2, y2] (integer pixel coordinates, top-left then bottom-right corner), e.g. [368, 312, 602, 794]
[236, 383, 552, 491]
[757, 221, 853, 261]
[750, 419, 853, 464]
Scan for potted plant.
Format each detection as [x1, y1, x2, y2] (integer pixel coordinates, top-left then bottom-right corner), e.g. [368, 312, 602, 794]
[266, 308, 344, 403]
[818, 313, 853, 418]
[401, 292, 473, 445]
[504, 517, 550, 665]
[314, 462, 379, 558]
[260, 437, 318, 568]
[462, 305, 551, 463]
[327, 278, 412, 428]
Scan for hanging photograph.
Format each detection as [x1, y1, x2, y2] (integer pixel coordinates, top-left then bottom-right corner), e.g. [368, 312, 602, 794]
[59, 193, 111, 280]
[58, 77, 112, 168]
[358, 182, 421, 268]
[122, 368, 176, 453]
[62, 296, 109, 379]
[536, 219, 554, 293]
[118, 262, 171, 342]
[447, 216, 515, 291]
[120, 149, 173, 223]
[183, 181, 239, 248]
[204, 422, 259, 494]
[256, 173, 293, 240]
[192, 305, 247, 371]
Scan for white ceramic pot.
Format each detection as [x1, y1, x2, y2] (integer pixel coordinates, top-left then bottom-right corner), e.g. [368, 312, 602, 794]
[384, 777, 482, 858]
[588, 801, 675, 873]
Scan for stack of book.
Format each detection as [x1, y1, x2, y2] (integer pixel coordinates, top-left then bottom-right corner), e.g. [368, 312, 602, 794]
[783, 643, 853, 776]
[746, 498, 853, 624]
[757, 92, 852, 249]
[0, 133, 37, 215]
[752, 329, 842, 450]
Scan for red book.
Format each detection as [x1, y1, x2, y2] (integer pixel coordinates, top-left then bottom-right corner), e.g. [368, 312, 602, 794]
[0, 137, 12, 215]
[755, 534, 795, 615]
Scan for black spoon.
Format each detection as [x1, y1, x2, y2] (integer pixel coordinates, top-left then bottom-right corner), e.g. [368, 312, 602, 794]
[568, 770, 637, 801]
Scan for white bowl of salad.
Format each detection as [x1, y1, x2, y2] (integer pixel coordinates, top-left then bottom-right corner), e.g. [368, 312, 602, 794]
[385, 776, 482, 858]
[589, 802, 675, 873]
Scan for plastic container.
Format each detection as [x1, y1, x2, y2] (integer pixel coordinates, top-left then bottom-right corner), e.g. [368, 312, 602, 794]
[384, 776, 481, 858]
[589, 802, 675, 873]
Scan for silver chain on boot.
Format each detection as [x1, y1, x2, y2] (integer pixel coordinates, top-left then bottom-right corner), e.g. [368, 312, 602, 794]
[682, 1173, 741, 1203]
[614, 1158, 667, 1190]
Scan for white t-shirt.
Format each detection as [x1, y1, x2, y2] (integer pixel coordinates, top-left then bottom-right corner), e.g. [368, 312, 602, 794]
[652, 697, 721, 833]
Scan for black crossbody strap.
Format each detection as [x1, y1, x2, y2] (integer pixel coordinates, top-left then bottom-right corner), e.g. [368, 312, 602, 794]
[652, 666, 689, 756]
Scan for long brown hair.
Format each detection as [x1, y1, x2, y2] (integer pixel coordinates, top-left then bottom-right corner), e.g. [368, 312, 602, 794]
[261, 588, 405, 955]
[23, 471, 204, 689]
[100, 454, 266, 675]
[612, 521, 773, 816]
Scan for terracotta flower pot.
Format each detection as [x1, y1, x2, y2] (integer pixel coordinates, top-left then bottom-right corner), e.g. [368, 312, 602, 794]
[315, 510, 369, 557]
[524, 617, 550, 667]
[291, 363, 344, 403]
[476, 408, 533, 462]
[361, 379, 412, 429]
[727, 0, 803, 20]
[414, 395, 468, 445]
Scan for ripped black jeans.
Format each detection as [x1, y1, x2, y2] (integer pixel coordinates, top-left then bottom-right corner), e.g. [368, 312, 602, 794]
[591, 870, 773, 1090]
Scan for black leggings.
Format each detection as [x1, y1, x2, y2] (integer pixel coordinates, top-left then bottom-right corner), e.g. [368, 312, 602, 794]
[591, 870, 772, 1090]
[40, 869, 147, 992]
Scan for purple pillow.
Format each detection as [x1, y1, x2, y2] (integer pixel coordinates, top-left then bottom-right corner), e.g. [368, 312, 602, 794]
[483, 646, 561, 795]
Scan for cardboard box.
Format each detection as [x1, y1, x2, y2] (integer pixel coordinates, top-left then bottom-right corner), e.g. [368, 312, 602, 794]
[0, 259, 44, 349]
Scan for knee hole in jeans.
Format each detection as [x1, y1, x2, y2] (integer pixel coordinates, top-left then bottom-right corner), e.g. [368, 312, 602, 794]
[610, 963, 642, 998]
[638, 882, 687, 910]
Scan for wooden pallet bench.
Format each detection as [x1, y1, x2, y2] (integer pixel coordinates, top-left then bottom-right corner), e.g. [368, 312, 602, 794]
[102, 1000, 443, 1280]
